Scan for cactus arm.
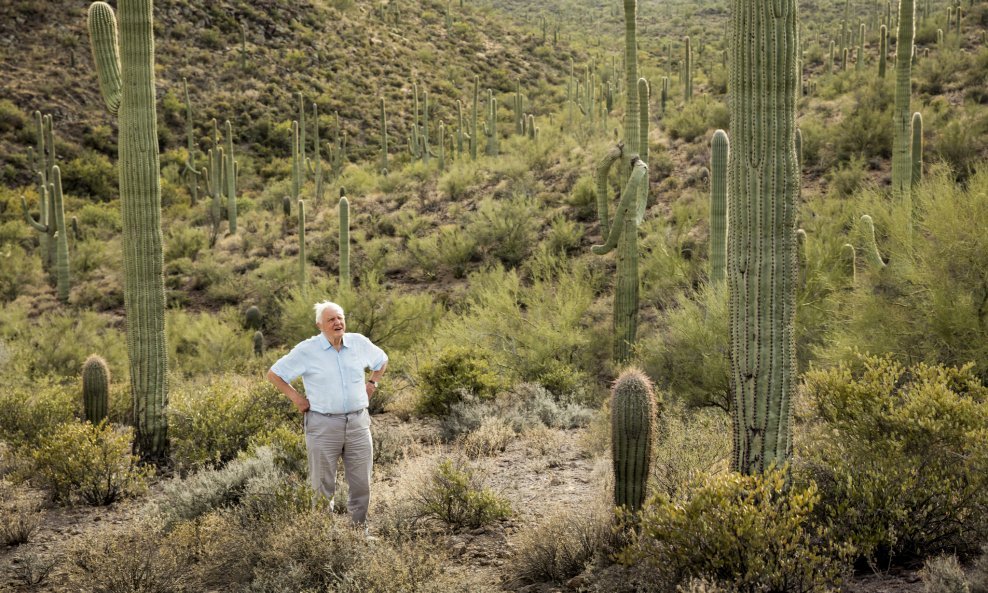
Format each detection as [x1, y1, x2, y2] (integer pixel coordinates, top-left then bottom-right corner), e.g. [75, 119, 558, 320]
[592, 159, 646, 256]
[710, 129, 729, 284]
[51, 167, 70, 303]
[87, 2, 122, 115]
[225, 120, 237, 234]
[892, 0, 916, 251]
[860, 214, 886, 268]
[596, 143, 623, 238]
[21, 177, 50, 234]
[636, 78, 650, 224]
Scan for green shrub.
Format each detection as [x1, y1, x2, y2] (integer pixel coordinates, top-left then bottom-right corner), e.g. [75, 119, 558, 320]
[833, 84, 893, 162]
[826, 155, 869, 198]
[623, 468, 847, 592]
[468, 194, 538, 268]
[636, 285, 730, 411]
[0, 380, 76, 447]
[167, 308, 254, 376]
[649, 403, 731, 500]
[17, 310, 127, 380]
[30, 420, 151, 505]
[61, 152, 117, 200]
[411, 457, 512, 529]
[568, 175, 598, 221]
[0, 245, 43, 302]
[663, 95, 729, 142]
[168, 374, 295, 469]
[416, 346, 504, 416]
[0, 99, 27, 135]
[798, 356, 988, 562]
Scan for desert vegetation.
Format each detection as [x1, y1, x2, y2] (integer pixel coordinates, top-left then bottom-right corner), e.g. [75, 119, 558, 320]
[2, 0, 988, 591]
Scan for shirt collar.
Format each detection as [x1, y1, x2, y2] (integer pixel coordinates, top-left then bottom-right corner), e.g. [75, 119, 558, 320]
[318, 333, 348, 350]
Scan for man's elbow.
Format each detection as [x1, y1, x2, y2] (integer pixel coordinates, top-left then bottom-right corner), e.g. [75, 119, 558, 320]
[266, 369, 280, 384]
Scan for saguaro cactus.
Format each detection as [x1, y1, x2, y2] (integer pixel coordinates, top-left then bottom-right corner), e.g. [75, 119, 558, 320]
[710, 130, 728, 284]
[911, 111, 923, 187]
[610, 367, 657, 513]
[224, 120, 237, 234]
[182, 79, 199, 206]
[879, 25, 888, 77]
[892, 0, 916, 252]
[88, 0, 168, 459]
[859, 214, 886, 269]
[380, 97, 389, 173]
[253, 331, 264, 357]
[82, 354, 110, 425]
[22, 167, 70, 302]
[339, 191, 350, 290]
[683, 36, 693, 102]
[727, 0, 799, 474]
[298, 199, 306, 292]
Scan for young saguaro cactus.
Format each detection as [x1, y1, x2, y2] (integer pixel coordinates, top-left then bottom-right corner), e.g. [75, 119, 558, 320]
[182, 79, 199, 206]
[339, 190, 350, 291]
[683, 36, 693, 102]
[610, 367, 657, 514]
[727, 0, 799, 474]
[710, 129, 729, 284]
[859, 214, 886, 269]
[224, 120, 237, 234]
[298, 199, 306, 292]
[22, 167, 70, 302]
[82, 354, 111, 425]
[911, 111, 923, 187]
[87, 0, 168, 459]
[380, 97, 389, 173]
[879, 25, 888, 77]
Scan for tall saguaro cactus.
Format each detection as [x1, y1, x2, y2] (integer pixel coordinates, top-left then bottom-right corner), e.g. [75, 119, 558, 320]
[224, 120, 237, 234]
[892, 0, 916, 253]
[88, 0, 168, 460]
[610, 367, 657, 514]
[710, 130, 728, 284]
[727, 0, 799, 474]
[339, 190, 350, 290]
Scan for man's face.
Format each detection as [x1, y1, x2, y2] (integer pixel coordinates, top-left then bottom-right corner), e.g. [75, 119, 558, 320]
[317, 308, 346, 341]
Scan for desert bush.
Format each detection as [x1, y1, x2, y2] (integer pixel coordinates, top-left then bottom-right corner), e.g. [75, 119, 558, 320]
[664, 95, 730, 142]
[66, 518, 189, 593]
[416, 346, 504, 416]
[568, 174, 598, 221]
[248, 424, 308, 477]
[30, 420, 151, 505]
[650, 403, 731, 500]
[826, 155, 869, 198]
[833, 84, 893, 162]
[819, 166, 988, 378]
[61, 152, 117, 199]
[468, 194, 538, 268]
[624, 468, 847, 592]
[0, 379, 76, 447]
[438, 159, 480, 199]
[799, 356, 988, 563]
[935, 110, 988, 180]
[407, 225, 478, 279]
[462, 416, 515, 457]
[168, 374, 295, 469]
[971, 547, 988, 593]
[0, 480, 44, 546]
[411, 457, 511, 530]
[510, 503, 613, 585]
[921, 555, 970, 593]
[0, 245, 43, 302]
[167, 307, 255, 376]
[16, 310, 127, 380]
[636, 285, 730, 411]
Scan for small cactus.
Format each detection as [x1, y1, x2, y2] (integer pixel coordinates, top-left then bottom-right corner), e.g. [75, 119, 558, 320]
[610, 367, 657, 514]
[253, 331, 264, 357]
[859, 214, 886, 269]
[339, 191, 350, 290]
[911, 112, 923, 187]
[245, 305, 262, 330]
[82, 354, 110, 425]
[710, 130, 728, 284]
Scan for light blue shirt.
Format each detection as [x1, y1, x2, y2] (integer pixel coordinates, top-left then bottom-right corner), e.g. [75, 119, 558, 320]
[270, 332, 387, 414]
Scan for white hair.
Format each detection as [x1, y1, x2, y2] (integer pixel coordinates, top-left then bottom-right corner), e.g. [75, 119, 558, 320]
[314, 301, 345, 323]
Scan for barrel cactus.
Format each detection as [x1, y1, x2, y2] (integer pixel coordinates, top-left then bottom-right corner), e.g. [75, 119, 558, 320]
[82, 354, 110, 425]
[245, 305, 262, 330]
[88, 0, 168, 459]
[610, 367, 658, 513]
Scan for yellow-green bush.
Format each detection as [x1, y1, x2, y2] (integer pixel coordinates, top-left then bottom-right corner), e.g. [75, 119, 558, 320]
[30, 420, 151, 506]
[798, 356, 988, 562]
[624, 468, 847, 592]
[416, 346, 505, 416]
[0, 379, 77, 447]
[412, 457, 511, 529]
[168, 374, 296, 469]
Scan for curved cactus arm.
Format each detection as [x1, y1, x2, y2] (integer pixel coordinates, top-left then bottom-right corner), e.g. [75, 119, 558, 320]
[596, 143, 624, 239]
[87, 2, 122, 115]
[51, 166, 70, 303]
[199, 166, 211, 196]
[859, 214, 886, 268]
[21, 177, 50, 234]
[592, 159, 647, 255]
[636, 78, 650, 224]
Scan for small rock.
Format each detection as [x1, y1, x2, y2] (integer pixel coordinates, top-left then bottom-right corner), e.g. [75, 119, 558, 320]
[469, 527, 486, 536]
[566, 573, 589, 589]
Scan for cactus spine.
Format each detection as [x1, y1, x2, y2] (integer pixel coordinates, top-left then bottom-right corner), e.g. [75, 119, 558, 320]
[82, 354, 110, 425]
[610, 367, 657, 513]
[727, 0, 799, 474]
[911, 111, 923, 187]
[892, 0, 916, 253]
[339, 191, 350, 291]
[710, 130, 728, 284]
[88, 0, 168, 459]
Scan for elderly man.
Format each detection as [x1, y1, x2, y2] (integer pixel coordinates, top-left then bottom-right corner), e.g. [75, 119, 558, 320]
[266, 301, 388, 525]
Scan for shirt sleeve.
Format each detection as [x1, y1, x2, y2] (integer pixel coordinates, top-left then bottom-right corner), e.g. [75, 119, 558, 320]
[363, 336, 388, 371]
[270, 343, 308, 383]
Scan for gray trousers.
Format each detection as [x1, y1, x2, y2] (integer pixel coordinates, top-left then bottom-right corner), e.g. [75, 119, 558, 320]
[303, 408, 373, 524]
